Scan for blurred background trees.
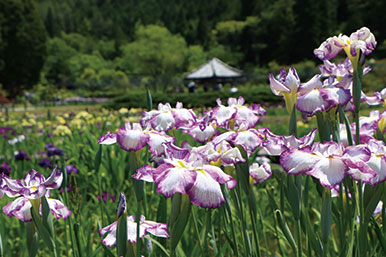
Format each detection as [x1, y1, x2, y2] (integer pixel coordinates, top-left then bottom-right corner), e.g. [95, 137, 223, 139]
[0, 0, 47, 98]
[1, 0, 386, 98]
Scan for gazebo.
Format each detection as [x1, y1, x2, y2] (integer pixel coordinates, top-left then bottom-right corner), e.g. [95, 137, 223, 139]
[184, 57, 245, 92]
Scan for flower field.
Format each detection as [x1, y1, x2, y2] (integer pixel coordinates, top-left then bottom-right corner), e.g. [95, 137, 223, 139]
[0, 27, 385, 257]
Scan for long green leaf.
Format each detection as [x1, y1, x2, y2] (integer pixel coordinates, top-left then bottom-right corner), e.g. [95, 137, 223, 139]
[170, 195, 191, 252]
[31, 206, 56, 253]
[117, 215, 128, 257]
[146, 236, 170, 256]
[321, 190, 332, 244]
[289, 105, 297, 136]
[287, 175, 301, 220]
[146, 89, 153, 111]
[26, 222, 38, 257]
[275, 210, 297, 254]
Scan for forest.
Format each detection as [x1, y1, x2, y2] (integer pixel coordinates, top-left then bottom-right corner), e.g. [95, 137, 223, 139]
[1, 0, 386, 98]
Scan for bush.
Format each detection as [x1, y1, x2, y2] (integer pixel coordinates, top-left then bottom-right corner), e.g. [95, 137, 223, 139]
[103, 85, 282, 109]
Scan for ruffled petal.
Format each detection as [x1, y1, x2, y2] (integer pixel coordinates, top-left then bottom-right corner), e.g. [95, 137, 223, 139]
[250, 162, 272, 184]
[188, 171, 225, 208]
[43, 167, 63, 190]
[153, 165, 197, 198]
[296, 89, 329, 116]
[98, 131, 117, 145]
[202, 165, 236, 188]
[307, 157, 347, 188]
[147, 132, 174, 156]
[269, 74, 290, 96]
[280, 148, 320, 175]
[2, 197, 32, 222]
[133, 164, 156, 182]
[116, 126, 149, 152]
[47, 198, 71, 220]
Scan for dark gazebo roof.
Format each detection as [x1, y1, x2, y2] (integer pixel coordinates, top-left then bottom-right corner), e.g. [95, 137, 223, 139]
[185, 57, 244, 83]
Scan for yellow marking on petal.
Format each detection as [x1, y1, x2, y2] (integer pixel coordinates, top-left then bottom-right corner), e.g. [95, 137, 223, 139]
[177, 160, 186, 168]
[378, 117, 386, 132]
[210, 160, 222, 167]
[196, 169, 207, 175]
[229, 119, 235, 130]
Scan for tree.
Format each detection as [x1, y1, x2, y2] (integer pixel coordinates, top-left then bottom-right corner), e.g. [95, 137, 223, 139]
[42, 37, 77, 86]
[0, 0, 47, 98]
[119, 25, 189, 90]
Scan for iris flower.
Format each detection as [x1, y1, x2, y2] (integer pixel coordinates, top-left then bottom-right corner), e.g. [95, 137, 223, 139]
[269, 68, 321, 113]
[180, 115, 219, 143]
[212, 125, 266, 154]
[99, 122, 174, 156]
[100, 192, 169, 247]
[280, 142, 370, 188]
[2, 168, 71, 222]
[345, 139, 386, 185]
[319, 58, 372, 80]
[133, 144, 236, 208]
[296, 76, 351, 116]
[249, 162, 272, 184]
[262, 128, 317, 155]
[366, 88, 386, 107]
[314, 27, 377, 69]
[141, 102, 197, 131]
[100, 215, 169, 247]
[210, 97, 265, 130]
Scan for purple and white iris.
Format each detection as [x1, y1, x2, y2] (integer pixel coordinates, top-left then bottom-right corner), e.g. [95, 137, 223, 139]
[318, 58, 372, 80]
[296, 76, 351, 116]
[366, 88, 386, 107]
[2, 168, 71, 222]
[99, 215, 169, 247]
[210, 97, 265, 130]
[100, 192, 169, 247]
[99, 122, 174, 156]
[141, 102, 197, 132]
[269, 68, 321, 113]
[212, 126, 266, 154]
[133, 145, 237, 208]
[345, 139, 386, 185]
[262, 128, 317, 155]
[314, 27, 377, 61]
[181, 115, 219, 143]
[249, 162, 272, 184]
[280, 142, 371, 188]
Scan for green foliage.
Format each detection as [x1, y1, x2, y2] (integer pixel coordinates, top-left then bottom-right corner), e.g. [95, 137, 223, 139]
[103, 86, 281, 110]
[119, 25, 188, 79]
[0, 0, 47, 97]
[43, 37, 77, 85]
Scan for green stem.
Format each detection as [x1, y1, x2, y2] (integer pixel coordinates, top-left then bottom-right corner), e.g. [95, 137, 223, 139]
[136, 203, 142, 257]
[221, 186, 239, 257]
[297, 219, 302, 257]
[191, 208, 204, 256]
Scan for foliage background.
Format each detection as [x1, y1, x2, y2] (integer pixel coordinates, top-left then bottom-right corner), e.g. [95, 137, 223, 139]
[0, 0, 386, 100]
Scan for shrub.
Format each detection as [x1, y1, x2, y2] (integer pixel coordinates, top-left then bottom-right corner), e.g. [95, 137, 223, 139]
[103, 86, 282, 109]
